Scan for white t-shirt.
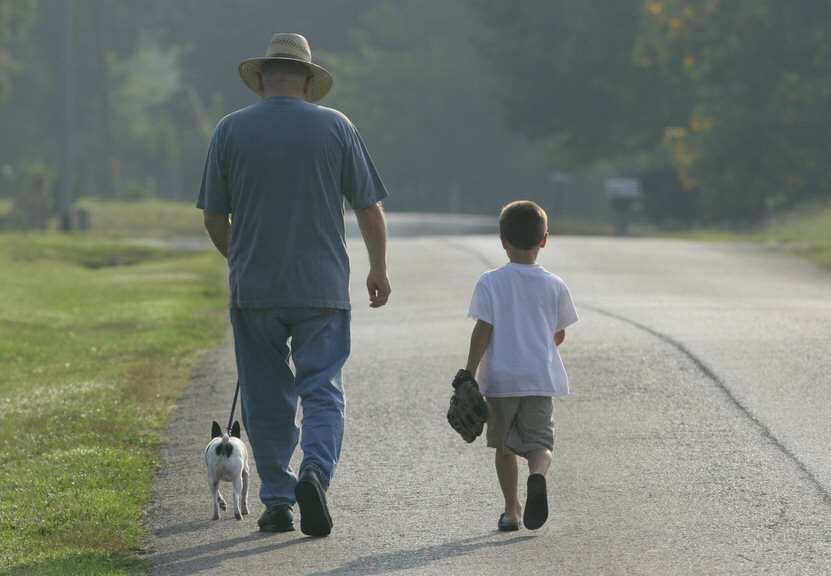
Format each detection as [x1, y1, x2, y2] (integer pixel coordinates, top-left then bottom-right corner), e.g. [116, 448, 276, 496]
[468, 262, 578, 397]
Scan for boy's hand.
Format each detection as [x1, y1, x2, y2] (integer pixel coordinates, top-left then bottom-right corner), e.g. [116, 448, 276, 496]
[447, 369, 490, 443]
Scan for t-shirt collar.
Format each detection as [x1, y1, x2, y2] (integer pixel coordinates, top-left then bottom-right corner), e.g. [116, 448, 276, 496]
[506, 261, 541, 269]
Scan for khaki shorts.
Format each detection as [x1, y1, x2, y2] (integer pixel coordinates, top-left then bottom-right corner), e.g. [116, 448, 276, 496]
[486, 396, 554, 456]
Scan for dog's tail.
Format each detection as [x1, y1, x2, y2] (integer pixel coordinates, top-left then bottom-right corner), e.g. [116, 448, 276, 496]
[215, 432, 234, 458]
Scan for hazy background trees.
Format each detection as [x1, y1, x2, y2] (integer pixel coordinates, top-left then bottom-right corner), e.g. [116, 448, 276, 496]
[1, 0, 830, 230]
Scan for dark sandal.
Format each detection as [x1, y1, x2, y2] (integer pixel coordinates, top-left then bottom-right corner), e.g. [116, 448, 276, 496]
[523, 474, 549, 530]
[498, 512, 520, 532]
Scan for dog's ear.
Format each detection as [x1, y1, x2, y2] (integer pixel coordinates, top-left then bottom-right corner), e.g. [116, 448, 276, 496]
[211, 421, 222, 438]
[231, 421, 241, 439]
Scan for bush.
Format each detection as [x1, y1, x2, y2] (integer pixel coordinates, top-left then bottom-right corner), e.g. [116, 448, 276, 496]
[7, 162, 57, 231]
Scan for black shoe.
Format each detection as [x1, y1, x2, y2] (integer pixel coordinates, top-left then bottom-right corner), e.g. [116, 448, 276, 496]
[295, 469, 333, 537]
[257, 504, 294, 532]
[523, 474, 549, 530]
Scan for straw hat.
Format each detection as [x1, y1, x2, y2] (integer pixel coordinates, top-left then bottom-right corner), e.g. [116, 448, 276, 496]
[239, 33, 333, 102]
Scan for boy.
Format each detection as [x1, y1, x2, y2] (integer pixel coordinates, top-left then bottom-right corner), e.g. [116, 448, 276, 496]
[465, 200, 578, 531]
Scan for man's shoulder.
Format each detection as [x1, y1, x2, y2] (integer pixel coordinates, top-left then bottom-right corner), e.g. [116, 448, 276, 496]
[312, 104, 353, 125]
[213, 104, 260, 134]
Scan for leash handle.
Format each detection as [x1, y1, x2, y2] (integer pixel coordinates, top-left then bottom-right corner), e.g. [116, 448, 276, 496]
[227, 379, 240, 434]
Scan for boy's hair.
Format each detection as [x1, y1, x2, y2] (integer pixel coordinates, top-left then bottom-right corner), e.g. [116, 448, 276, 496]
[499, 200, 548, 249]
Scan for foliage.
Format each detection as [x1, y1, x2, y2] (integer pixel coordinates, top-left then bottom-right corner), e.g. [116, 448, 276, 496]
[107, 32, 186, 195]
[322, 0, 548, 214]
[638, 0, 831, 223]
[0, 0, 38, 102]
[473, 0, 691, 169]
[474, 1, 831, 225]
[6, 161, 56, 230]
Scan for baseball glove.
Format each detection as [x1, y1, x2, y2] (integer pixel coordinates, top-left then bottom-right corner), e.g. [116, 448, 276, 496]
[447, 369, 489, 443]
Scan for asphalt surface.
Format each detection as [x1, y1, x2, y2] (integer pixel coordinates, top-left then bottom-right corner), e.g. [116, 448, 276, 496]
[147, 233, 831, 575]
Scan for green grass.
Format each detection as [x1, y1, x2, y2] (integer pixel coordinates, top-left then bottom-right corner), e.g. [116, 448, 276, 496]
[75, 199, 204, 239]
[0, 233, 227, 574]
[752, 204, 831, 268]
[667, 203, 831, 269]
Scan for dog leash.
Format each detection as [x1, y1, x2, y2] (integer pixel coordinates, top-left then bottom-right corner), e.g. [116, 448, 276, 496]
[226, 379, 240, 434]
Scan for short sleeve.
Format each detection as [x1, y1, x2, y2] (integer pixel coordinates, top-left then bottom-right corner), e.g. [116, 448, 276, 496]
[197, 126, 231, 214]
[555, 279, 578, 331]
[341, 121, 389, 209]
[468, 276, 494, 325]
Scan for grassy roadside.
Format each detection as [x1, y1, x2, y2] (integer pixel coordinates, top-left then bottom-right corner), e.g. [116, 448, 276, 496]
[671, 203, 831, 269]
[0, 226, 227, 574]
[75, 199, 205, 239]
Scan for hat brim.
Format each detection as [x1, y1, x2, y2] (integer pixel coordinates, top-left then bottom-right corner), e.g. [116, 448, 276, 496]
[238, 57, 333, 102]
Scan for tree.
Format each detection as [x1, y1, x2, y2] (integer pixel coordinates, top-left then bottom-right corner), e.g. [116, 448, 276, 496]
[639, 0, 831, 223]
[0, 0, 37, 103]
[473, 0, 691, 169]
[322, 0, 548, 214]
[107, 32, 187, 198]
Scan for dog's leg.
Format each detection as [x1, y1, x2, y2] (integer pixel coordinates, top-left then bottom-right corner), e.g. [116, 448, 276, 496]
[209, 478, 221, 520]
[241, 466, 250, 515]
[217, 490, 227, 511]
[232, 475, 244, 520]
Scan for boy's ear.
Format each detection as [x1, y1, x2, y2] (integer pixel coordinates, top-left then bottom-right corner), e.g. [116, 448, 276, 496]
[231, 421, 241, 439]
[211, 421, 222, 438]
[540, 233, 548, 248]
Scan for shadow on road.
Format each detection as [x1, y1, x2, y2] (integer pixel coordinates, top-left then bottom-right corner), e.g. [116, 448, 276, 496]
[151, 531, 312, 575]
[153, 519, 214, 538]
[306, 533, 535, 576]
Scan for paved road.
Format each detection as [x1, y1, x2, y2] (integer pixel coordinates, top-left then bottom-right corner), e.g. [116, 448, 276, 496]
[147, 234, 831, 575]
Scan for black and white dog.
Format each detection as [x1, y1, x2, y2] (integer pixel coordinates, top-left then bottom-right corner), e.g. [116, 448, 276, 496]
[205, 421, 250, 520]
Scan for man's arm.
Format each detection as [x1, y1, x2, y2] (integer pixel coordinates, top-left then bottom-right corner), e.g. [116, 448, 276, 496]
[555, 329, 566, 346]
[354, 202, 390, 308]
[203, 211, 231, 259]
[466, 320, 493, 374]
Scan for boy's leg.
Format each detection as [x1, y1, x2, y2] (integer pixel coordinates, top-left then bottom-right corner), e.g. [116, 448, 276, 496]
[495, 450, 522, 523]
[527, 448, 552, 476]
[505, 397, 555, 530]
[487, 397, 523, 525]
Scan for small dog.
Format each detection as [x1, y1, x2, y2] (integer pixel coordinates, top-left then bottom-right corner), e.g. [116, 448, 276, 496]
[205, 420, 250, 520]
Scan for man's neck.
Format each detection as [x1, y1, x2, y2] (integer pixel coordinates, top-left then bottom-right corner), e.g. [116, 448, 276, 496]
[262, 85, 305, 99]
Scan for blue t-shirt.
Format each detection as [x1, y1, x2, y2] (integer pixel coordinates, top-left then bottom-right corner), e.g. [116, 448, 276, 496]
[197, 96, 388, 309]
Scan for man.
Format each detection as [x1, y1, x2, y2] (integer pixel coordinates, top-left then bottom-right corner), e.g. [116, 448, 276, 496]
[197, 33, 390, 537]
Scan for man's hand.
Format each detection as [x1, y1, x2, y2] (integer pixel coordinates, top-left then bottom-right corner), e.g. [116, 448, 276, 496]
[355, 203, 390, 309]
[366, 268, 391, 308]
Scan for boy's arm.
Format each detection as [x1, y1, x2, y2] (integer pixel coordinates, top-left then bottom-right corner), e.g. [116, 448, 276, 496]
[555, 329, 565, 347]
[466, 319, 493, 374]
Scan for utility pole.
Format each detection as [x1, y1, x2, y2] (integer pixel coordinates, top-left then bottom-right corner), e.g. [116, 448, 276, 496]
[59, 0, 75, 231]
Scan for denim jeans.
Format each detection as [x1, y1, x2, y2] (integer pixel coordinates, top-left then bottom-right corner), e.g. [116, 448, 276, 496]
[230, 307, 350, 508]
